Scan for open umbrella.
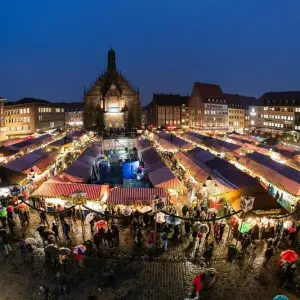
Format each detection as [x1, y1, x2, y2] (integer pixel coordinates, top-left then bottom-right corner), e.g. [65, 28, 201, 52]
[238, 222, 252, 234]
[199, 224, 209, 234]
[18, 203, 26, 210]
[44, 244, 58, 254]
[166, 215, 181, 226]
[0, 209, 7, 217]
[37, 225, 47, 232]
[288, 227, 296, 233]
[25, 237, 38, 245]
[280, 250, 298, 262]
[208, 208, 218, 214]
[6, 205, 14, 213]
[273, 296, 289, 300]
[58, 247, 71, 255]
[138, 206, 152, 214]
[192, 221, 201, 231]
[95, 220, 107, 228]
[122, 207, 132, 216]
[283, 220, 293, 229]
[85, 212, 94, 223]
[73, 245, 86, 254]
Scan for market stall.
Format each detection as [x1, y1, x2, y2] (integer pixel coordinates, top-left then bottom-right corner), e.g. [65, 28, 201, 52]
[156, 132, 194, 151]
[238, 152, 300, 196]
[148, 166, 182, 190]
[0, 166, 27, 185]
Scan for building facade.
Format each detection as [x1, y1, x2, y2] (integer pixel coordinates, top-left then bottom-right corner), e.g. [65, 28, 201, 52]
[0, 97, 6, 140]
[63, 102, 83, 127]
[4, 98, 65, 137]
[249, 92, 300, 132]
[188, 82, 228, 130]
[145, 93, 188, 128]
[222, 93, 258, 133]
[83, 49, 141, 130]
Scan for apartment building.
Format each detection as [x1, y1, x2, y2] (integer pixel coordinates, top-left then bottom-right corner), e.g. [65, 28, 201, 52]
[5, 98, 65, 137]
[145, 93, 189, 128]
[222, 93, 258, 132]
[62, 102, 83, 127]
[249, 92, 300, 132]
[188, 82, 228, 130]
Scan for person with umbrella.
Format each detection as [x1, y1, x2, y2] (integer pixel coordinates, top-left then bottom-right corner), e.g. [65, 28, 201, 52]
[0, 227, 12, 255]
[40, 210, 49, 227]
[52, 222, 60, 242]
[73, 245, 86, 267]
[63, 221, 71, 242]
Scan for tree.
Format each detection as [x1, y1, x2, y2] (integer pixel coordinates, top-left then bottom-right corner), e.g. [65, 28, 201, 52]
[127, 108, 135, 129]
[96, 106, 105, 135]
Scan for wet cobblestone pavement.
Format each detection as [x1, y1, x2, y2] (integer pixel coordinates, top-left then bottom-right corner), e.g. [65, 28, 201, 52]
[0, 210, 298, 300]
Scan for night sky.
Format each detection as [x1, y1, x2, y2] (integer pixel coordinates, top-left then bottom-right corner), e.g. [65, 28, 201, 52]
[1, 1, 300, 105]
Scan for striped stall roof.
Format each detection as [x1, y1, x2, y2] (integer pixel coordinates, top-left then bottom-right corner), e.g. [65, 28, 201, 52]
[107, 187, 169, 205]
[32, 182, 107, 200]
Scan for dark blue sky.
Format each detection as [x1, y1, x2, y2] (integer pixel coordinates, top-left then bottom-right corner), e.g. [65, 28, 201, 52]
[1, 1, 300, 105]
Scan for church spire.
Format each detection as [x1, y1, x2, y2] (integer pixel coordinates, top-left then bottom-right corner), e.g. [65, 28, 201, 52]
[107, 48, 116, 72]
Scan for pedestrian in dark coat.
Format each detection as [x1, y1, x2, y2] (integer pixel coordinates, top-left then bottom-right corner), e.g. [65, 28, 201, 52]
[52, 222, 60, 241]
[106, 229, 114, 248]
[63, 222, 71, 242]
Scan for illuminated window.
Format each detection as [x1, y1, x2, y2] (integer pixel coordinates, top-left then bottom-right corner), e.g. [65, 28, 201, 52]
[250, 120, 255, 125]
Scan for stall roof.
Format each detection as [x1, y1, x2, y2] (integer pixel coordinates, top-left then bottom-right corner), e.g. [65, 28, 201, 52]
[0, 145, 20, 157]
[143, 160, 166, 175]
[32, 182, 107, 200]
[188, 147, 216, 163]
[149, 166, 182, 189]
[5, 148, 48, 173]
[204, 138, 241, 152]
[157, 132, 192, 148]
[137, 139, 152, 152]
[32, 151, 60, 174]
[247, 152, 300, 183]
[107, 187, 169, 205]
[141, 148, 162, 165]
[227, 135, 254, 145]
[185, 131, 210, 140]
[0, 166, 27, 184]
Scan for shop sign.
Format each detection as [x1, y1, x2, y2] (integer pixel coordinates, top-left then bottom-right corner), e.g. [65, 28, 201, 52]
[72, 191, 87, 205]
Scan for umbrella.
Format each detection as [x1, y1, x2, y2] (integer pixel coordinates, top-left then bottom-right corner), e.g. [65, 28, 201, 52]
[283, 220, 293, 229]
[138, 206, 152, 214]
[273, 296, 289, 300]
[6, 205, 14, 213]
[199, 224, 209, 234]
[165, 215, 181, 226]
[288, 227, 296, 233]
[155, 212, 166, 224]
[192, 221, 201, 231]
[0, 209, 7, 217]
[44, 244, 58, 254]
[85, 213, 94, 223]
[73, 245, 86, 254]
[238, 222, 252, 234]
[208, 208, 218, 214]
[122, 207, 132, 216]
[25, 238, 38, 245]
[37, 225, 47, 232]
[58, 247, 71, 255]
[18, 203, 26, 210]
[95, 220, 107, 228]
[280, 250, 298, 262]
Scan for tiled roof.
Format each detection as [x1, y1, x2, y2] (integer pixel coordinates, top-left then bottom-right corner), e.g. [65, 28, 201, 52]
[153, 93, 188, 106]
[223, 93, 258, 108]
[260, 91, 300, 102]
[192, 82, 223, 101]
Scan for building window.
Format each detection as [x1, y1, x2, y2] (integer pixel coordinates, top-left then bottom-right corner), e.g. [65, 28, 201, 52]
[250, 120, 255, 125]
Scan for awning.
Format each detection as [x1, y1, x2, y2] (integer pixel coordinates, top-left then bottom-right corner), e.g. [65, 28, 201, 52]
[0, 166, 27, 185]
[149, 166, 182, 190]
[107, 187, 169, 205]
[32, 182, 108, 200]
[33, 151, 60, 174]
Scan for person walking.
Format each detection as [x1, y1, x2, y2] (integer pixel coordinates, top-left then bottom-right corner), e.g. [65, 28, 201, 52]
[52, 222, 60, 242]
[94, 232, 101, 253]
[147, 231, 155, 252]
[7, 217, 15, 236]
[63, 222, 71, 242]
[0, 228, 12, 255]
[40, 211, 49, 227]
[111, 222, 119, 246]
[98, 227, 106, 245]
[106, 228, 114, 248]
[19, 240, 28, 261]
[263, 246, 274, 268]
[161, 231, 168, 251]
[248, 247, 257, 267]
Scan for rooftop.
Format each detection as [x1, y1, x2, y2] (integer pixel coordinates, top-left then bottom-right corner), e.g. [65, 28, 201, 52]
[152, 93, 188, 106]
[192, 82, 223, 101]
[223, 93, 258, 108]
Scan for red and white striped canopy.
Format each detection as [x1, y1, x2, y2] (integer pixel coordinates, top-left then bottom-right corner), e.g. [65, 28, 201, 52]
[33, 182, 107, 200]
[107, 187, 169, 205]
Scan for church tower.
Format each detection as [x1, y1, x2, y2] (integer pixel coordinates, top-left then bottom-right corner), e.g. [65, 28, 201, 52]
[83, 49, 141, 130]
[107, 48, 116, 72]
